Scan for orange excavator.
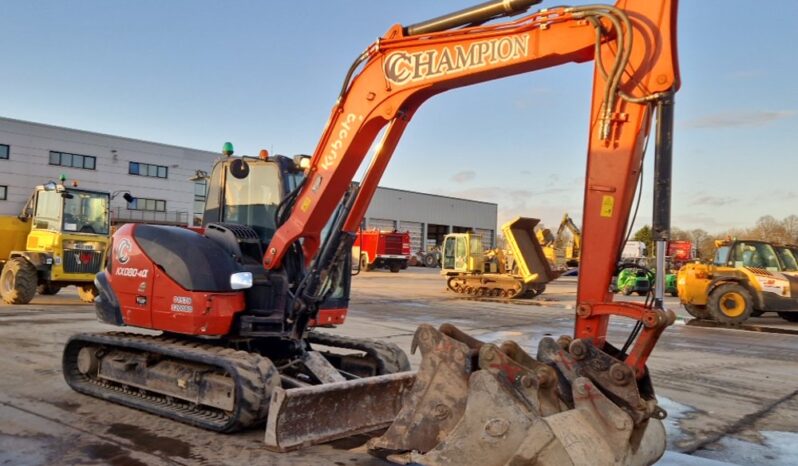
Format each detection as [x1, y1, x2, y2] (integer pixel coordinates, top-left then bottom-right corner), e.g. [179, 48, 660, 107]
[63, 0, 679, 463]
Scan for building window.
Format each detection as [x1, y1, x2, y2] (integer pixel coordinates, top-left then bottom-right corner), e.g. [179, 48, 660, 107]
[128, 197, 166, 212]
[129, 162, 168, 179]
[0, 144, 8, 159]
[49, 151, 96, 170]
[0, 185, 6, 200]
[193, 179, 207, 226]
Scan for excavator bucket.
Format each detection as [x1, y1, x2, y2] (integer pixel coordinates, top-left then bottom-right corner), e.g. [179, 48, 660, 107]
[369, 324, 667, 466]
[502, 217, 559, 284]
[367, 324, 480, 457]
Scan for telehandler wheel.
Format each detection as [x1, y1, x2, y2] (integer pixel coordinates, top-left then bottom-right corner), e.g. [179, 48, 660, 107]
[37, 282, 61, 295]
[777, 312, 798, 322]
[684, 304, 710, 319]
[708, 283, 753, 325]
[0, 257, 38, 304]
[423, 254, 438, 268]
[78, 284, 99, 303]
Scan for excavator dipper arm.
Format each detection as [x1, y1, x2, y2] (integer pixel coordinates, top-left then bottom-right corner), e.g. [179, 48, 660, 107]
[265, 0, 679, 378]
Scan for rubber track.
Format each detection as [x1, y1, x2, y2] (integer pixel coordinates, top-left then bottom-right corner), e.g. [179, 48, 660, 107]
[446, 276, 536, 299]
[307, 332, 411, 374]
[63, 332, 279, 433]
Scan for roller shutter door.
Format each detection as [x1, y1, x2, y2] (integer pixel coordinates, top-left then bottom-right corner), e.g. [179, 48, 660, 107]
[474, 228, 495, 248]
[399, 221, 423, 253]
[368, 218, 396, 232]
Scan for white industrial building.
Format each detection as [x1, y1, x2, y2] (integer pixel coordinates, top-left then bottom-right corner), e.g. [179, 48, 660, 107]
[0, 116, 216, 227]
[0, 117, 497, 251]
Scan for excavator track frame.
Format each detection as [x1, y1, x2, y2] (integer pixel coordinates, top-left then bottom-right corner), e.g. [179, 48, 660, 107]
[63, 332, 279, 432]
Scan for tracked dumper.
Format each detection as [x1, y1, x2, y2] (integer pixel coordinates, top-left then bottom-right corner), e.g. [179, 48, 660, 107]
[443, 217, 558, 298]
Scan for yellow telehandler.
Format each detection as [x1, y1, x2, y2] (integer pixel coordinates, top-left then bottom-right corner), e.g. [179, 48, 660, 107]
[677, 239, 798, 324]
[0, 180, 113, 304]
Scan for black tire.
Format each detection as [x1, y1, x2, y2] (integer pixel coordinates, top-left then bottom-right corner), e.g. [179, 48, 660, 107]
[78, 284, 99, 303]
[423, 254, 438, 268]
[751, 310, 765, 317]
[708, 283, 753, 325]
[684, 304, 710, 319]
[636, 290, 648, 296]
[37, 282, 61, 295]
[669, 290, 679, 298]
[777, 312, 798, 322]
[359, 254, 369, 271]
[389, 262, 401, 273]
[0, 257, 38, 304]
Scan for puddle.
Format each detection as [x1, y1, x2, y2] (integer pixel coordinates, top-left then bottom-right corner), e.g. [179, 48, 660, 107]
[83, 443, 148, 466]
[657, 396, 698, 450]
[107, 423, 192, 459]
[697, 431, 798, 466]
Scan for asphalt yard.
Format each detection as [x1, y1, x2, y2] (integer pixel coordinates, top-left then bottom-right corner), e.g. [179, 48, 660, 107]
[1, 268, 797, 465]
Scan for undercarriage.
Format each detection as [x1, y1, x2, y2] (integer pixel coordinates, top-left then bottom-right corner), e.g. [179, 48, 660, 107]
[63, 331, 412, 440]
[446, 275, 546, 299]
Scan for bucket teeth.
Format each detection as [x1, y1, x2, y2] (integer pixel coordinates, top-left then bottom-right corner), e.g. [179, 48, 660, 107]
[367, 324, 477, 457]
[370, 325, 667, 466]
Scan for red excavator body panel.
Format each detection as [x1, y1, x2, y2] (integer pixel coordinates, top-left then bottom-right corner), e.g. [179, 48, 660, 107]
[109, 223, 247, 336]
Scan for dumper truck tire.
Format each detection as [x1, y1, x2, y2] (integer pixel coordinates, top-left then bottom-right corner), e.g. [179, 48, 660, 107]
[708, 283, 752, 325]
[78, 284, 99, 303]
[0, 257, 37, 305]
[777, 312, 798, 322]
[37, 282, 61, 295]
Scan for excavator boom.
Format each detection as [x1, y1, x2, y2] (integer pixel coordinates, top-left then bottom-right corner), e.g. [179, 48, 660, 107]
[260, 0, 680, 461]
[266, 0, 679, 376]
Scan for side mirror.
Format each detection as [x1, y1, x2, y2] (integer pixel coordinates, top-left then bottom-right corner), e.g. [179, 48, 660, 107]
[122, 193, 135, 203]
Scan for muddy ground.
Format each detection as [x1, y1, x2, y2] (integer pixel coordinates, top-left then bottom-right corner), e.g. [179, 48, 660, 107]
[1, 268, 797, 465]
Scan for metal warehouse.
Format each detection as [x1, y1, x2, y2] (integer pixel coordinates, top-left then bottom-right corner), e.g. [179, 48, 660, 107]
[364, 187, 498, 253]
[0, 116, 497, 250]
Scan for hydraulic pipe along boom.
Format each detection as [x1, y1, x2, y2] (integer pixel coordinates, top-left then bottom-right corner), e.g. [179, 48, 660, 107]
[405, 0, 542, 35]
[652, 93, 675, 309]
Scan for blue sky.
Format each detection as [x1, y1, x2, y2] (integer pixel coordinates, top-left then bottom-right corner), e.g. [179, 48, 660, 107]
[2, 1, 797, 232]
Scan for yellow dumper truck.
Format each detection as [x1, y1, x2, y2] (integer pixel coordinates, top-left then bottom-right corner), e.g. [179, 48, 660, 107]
[0, 181, 111, 304]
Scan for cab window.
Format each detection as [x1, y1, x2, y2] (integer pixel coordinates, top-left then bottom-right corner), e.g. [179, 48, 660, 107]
[732, 242, 780, 271]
